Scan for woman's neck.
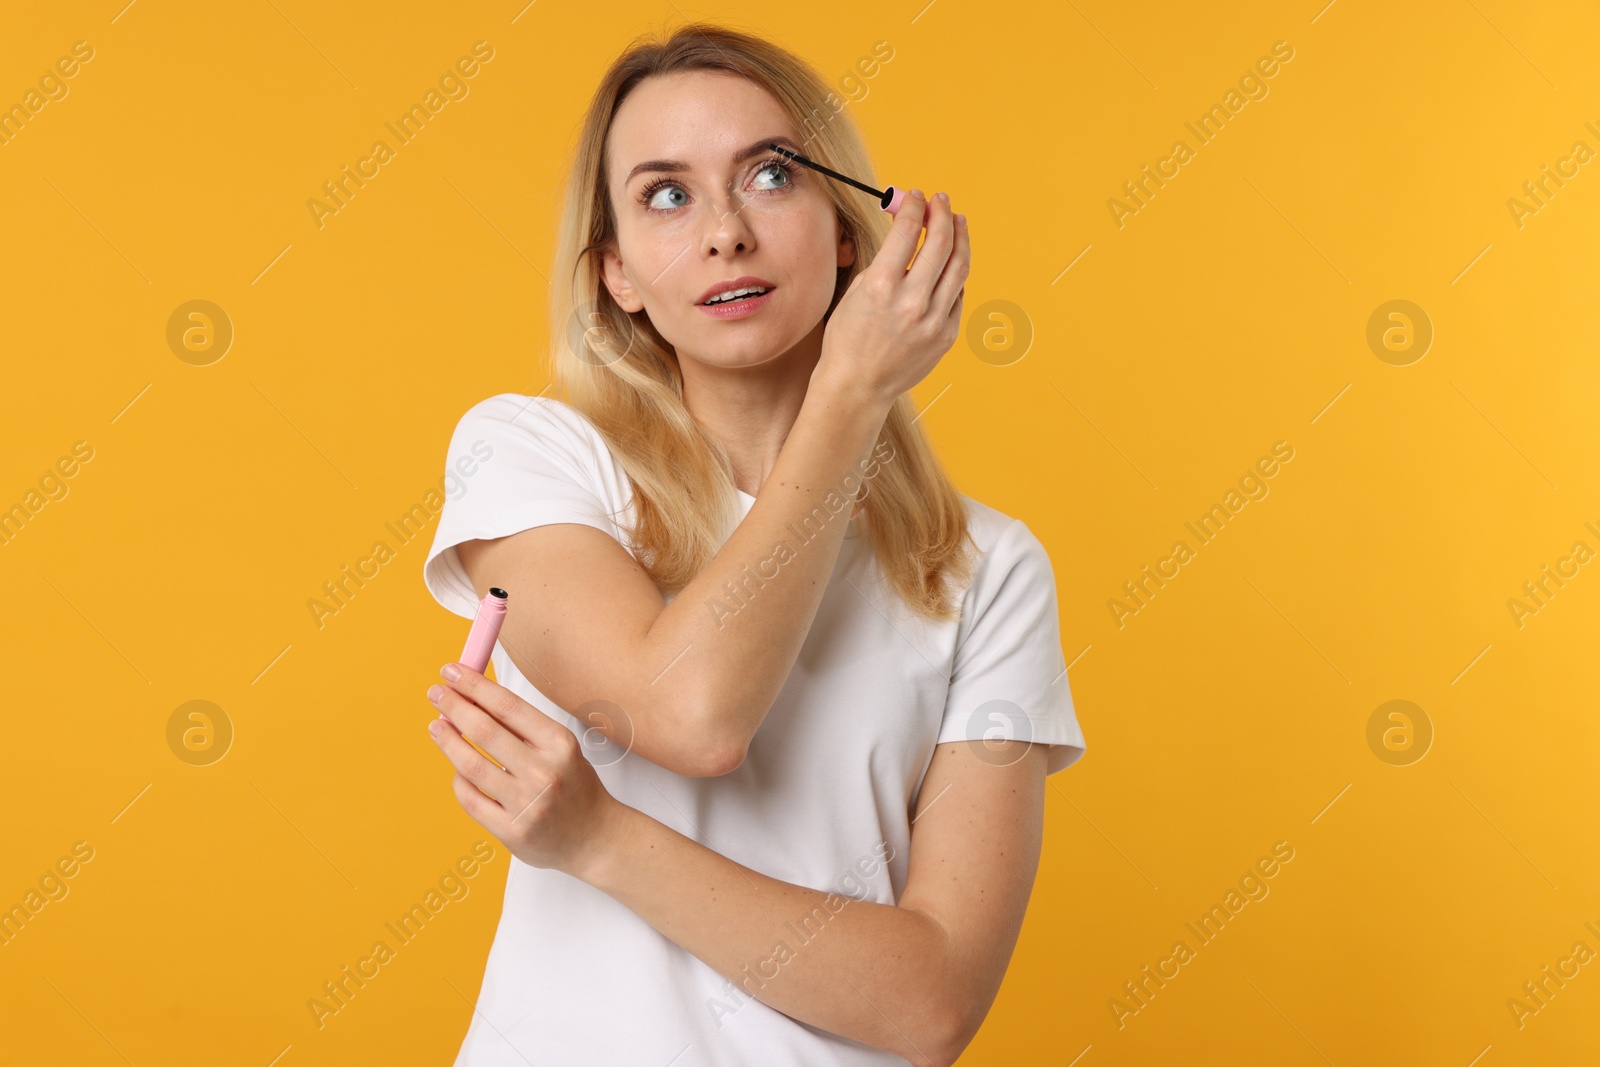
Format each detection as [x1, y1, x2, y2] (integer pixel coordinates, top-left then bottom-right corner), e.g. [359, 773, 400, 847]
[677, 325, 827, 496]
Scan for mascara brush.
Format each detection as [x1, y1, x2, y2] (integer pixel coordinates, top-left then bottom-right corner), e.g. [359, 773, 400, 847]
[766, 143, 920, 218]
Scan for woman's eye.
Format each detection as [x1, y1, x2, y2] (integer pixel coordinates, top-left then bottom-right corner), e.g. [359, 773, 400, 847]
[647, 185, 689, 211]
[641, 163, 789, 213]
[752, 162, 789, 190]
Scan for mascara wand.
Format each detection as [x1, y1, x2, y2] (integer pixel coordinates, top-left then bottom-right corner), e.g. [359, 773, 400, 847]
[766, 143, 918, 218]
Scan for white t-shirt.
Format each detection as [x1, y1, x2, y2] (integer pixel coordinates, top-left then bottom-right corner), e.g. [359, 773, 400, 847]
[422, 393, 1086, 1067]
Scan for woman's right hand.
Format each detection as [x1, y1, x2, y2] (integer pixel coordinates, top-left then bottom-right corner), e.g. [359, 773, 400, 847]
[813, 190, 970, 412]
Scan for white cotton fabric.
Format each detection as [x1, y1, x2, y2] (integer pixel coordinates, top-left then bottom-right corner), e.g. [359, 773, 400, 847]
[422, 393, 1087, 1067]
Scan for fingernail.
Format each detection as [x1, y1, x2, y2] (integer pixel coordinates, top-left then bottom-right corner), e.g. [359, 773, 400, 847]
[427, 684, 446, 704]
[440, 663, 462, 682]
[911, 188, 924, 200]
[428, 719, 444, 738]
[936, 191, 949, 204]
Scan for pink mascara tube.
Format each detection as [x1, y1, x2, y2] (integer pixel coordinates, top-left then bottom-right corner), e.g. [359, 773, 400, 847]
[459, 587, 508, 674]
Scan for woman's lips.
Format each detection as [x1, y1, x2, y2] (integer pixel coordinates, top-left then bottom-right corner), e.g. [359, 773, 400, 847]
[696, 288, 776, 319]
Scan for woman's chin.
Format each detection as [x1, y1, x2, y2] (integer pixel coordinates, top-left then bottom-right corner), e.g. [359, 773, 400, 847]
[670, 323, 801, 369]
[678, 337, 804, 373]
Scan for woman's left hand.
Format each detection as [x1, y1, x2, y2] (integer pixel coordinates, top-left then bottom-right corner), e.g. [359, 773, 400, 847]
[425, 662, 624, 880]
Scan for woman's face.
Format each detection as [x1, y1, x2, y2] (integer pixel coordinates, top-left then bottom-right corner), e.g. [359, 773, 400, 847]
[600, 70, 855, 372]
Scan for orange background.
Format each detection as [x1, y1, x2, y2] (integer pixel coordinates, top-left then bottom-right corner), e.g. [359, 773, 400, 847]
[2, 1, 1597, 1064]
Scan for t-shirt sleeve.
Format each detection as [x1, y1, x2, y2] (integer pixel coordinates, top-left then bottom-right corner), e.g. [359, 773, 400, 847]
[422, 394, 624, 621]
[933, 518, 1087, 776]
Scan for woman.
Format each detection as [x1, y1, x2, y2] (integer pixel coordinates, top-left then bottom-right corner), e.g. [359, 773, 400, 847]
[421, 22, 1086, 1067]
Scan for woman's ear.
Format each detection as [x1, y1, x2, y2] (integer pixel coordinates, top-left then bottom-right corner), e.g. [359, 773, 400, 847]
[837, 228, 856, 269]
[599, 245, 646, 313]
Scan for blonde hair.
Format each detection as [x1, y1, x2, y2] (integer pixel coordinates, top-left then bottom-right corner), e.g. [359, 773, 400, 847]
[546, 21, 974, 621]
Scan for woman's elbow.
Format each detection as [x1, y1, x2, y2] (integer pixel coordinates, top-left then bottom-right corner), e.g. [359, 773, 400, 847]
[647, 696, 747, 778]
[923, 976, 989, 1067]
[931, 1018, 978, 1067]
[696, 742, 747, 777]
[628, 732, 744, 779]
[919, 1012, 979, 1067]
[691, 716, 749, 776]
[896, 1024, 965, 1067]
[874, 970, 979, 1066]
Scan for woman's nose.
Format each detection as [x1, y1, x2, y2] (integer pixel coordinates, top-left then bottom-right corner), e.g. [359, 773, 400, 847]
[702, 193, 755, 255]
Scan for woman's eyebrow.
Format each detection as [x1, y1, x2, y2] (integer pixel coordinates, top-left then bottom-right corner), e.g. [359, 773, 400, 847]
[624, 135, 802, 185]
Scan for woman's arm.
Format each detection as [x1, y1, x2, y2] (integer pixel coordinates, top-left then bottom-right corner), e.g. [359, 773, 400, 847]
[456, 372, 887, 778]
[577, 740, 1048, 1067]
[425, 665, 1047, 1067]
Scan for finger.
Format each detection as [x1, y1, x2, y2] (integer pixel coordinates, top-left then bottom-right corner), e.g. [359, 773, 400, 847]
[450, 771, 508, 836]
[929, 212, 969, 318]
[904, 193, 956, 311]
[945, 284, 965, 328]
[442, 662, 567, 749]
[430, 682, 522, 774]
[429, 713, 515, 806]
[876, 188, 928, 274]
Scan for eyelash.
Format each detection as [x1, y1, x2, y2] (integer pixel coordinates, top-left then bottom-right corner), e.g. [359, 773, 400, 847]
[637, 157, 796, 214]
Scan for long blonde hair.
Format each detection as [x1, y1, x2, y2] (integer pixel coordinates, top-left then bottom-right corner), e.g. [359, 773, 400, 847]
[546, 21, 974, 621]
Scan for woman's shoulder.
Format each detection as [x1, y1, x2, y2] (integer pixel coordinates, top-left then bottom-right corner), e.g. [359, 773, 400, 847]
[455, 391, 590, 433]
[450, 392, 614, 457]
[447, 391, 635, 513]
[956, 494, 1045, 560]
[944, 496, 1062, 636]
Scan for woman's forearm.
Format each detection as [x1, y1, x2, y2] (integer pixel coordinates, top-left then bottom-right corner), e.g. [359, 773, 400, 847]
[578, 800, 957, 1067]
[641, 375, 894, 761]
